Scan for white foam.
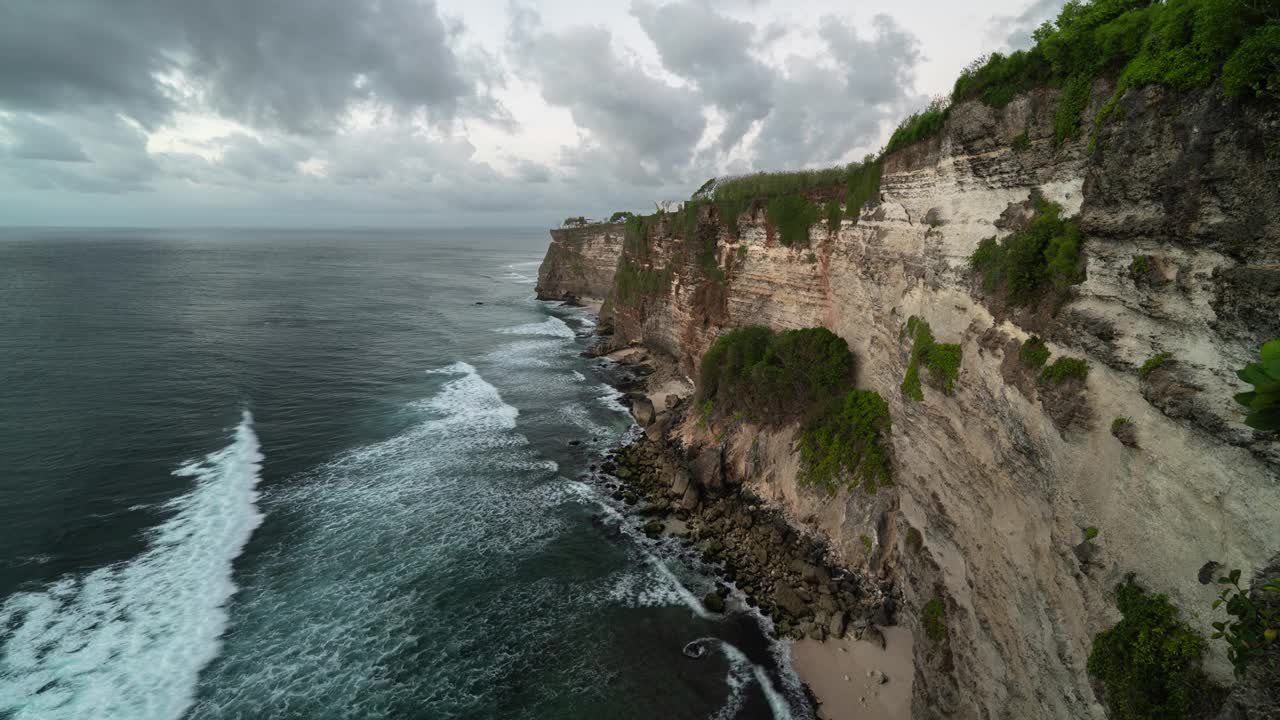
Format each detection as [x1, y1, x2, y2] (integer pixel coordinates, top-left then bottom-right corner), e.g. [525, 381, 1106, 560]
[0, 412, 264, 720]
[715, 640, 795, 720]
[596, 384, 630, 414]
[497, 317, 576, 338]
[572, 370, 586, 382]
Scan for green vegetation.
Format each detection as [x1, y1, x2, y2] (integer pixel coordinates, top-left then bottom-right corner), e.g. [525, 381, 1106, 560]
[692, 177, 717, 200]
[901, 316, 962, 401]
[922, 595, 948, 644]
[969, 194, 1084, 307]
[607, 211, 636, 224]
[1139, 351, 1173, 380]
[1110, 417, 1131, 434]
[697, 326, 891, 495]
[824, 199, 842, 234]
[1211, 567, 1280, 678]
[798, 389, 893, 494]
[806, 252, 818, 264]
[1011, 132, 1031, 152]
[952, 0, 1280, 152]
[1129, 254, 1152, 277]
[905, 527, 924, 553]
[1040, 356, 1090, 385]
[884, 100, 950, 156]
[766, 195, 820, 247]
[1233, 338, 1280, 431]
[1088, 578, 1222, 720]
[860, 534, 873, 552]
[1020, 336, 1051, 369]
[614, 215, 670, 305]
[843, 158, 882, 220]
[1085, 526, 1100, 541]
[706, 158, 882, 234]
[697, 326, 855, 420]
[562, 216, 588, 227]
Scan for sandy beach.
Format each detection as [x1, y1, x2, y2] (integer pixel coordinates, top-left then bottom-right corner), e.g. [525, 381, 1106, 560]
[790, 627, 914, 720]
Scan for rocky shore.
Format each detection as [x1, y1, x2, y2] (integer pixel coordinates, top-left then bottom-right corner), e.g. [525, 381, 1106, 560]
[583, 333, 910, 717]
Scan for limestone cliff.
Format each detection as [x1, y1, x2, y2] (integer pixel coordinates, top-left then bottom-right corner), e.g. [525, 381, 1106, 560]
[535, 224, 625, 304]
[537, 81, 1280, 719]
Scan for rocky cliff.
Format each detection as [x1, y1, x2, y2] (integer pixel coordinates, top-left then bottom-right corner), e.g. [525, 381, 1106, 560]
[538, 81, 1280, 719]
[535, 224, 625, 304]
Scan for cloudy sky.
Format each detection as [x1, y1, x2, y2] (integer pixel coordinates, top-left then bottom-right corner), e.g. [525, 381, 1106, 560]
[0, 0, 1064, 228]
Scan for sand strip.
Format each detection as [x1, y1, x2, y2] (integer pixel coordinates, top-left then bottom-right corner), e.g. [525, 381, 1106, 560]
[790, 626, 914, 720]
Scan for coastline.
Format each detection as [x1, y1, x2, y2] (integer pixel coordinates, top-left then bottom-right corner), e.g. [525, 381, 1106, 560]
[565, 298, 911, 720]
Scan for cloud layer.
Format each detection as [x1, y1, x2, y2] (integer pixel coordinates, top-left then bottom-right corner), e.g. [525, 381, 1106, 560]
[0, 0, 1043, 225]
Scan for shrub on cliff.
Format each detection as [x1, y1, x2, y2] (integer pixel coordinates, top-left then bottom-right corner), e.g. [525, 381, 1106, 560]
[1233, 338, 1280, 431]
[883, 98, 950, 155]
[698, 326, 854, 419]
[1020, 336, 1051, 369]
[766, 195, 820, 248]
[1088, 578, 1223, 720]
[1040, 356, 1089, 385]
[798, 389, 893, 494]
[900, 316, 962, 401]
[969, 193, 1084, 307]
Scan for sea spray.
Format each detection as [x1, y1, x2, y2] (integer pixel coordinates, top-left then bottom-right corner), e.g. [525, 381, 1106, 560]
[0, 412, 264, 720]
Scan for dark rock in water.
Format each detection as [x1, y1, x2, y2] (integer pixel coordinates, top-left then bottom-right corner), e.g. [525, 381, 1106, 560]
[683, 640, 709, 659]
[602, 461, 617, 473]
[474, 301, 484, 305]
[568, 439, 581, 446]
[623, 494, 638, 506]
[703, 592, 726, 614]
[642, 520, 664, 538]
[715, 582, 731, 598]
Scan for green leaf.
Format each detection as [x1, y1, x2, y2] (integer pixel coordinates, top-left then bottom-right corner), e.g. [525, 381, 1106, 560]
[1213, 621, 1226, 630]
[1260, 339, 1280, 362]
[1234, 391, 1257, 408]
[1245, 407, 1280, 431]
[1260, 359, 1280, 381]
[1231, 569, 1242, 584]
[1213, 599, 1223, 609]
[1238, 364, 1272, 386]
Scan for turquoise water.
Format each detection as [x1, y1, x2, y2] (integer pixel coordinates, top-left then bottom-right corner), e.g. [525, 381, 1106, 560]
[0, 228, 809, 720]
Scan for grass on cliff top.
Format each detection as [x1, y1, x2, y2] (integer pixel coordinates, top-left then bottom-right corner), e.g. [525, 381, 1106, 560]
[970, 193, 1084, 307]
[900, 316, 962, 401]
[1088, 578, 1224, 720]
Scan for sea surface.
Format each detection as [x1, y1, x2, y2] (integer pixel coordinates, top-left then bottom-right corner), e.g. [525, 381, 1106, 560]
[0, 228, 810, 720]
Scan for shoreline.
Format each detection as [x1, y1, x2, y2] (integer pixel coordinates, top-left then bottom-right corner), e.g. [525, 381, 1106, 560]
[570, 309, 912, 720]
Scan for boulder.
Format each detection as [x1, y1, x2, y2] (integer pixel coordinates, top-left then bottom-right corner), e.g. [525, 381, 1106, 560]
[863, 624, 887, 650]
[670, 469, 692, 498]
[703, 592, 726, 614]
[680, 484, 701, 511]
[642, 520, 664, 538]
[829, 611, 847, 640]
[631, 398, 656, 426]
[773, 585, 809, 618]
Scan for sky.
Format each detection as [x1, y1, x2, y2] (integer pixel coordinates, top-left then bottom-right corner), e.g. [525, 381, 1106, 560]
[0, 0, 1067, 228]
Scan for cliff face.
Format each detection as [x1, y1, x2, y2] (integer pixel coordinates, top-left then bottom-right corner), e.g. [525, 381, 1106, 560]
[537, 82, 1280, 719]
[535, 224, 625, 303]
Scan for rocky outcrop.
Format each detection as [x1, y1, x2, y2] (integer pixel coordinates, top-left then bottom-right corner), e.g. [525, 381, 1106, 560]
[541, 81, 1280, 719]
[535, 223, 624, 303]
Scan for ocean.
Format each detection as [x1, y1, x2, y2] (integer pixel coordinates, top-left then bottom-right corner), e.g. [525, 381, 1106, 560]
[0, 228, 810, 720]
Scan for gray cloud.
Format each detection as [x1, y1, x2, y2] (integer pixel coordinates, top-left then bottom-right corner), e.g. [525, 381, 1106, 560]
[2, 115, 89, 162]
[629, 1, 924, 170]
[631, 0, 771, 154]
[507, 5, 706, 185]
[0, 0, 496, 135]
